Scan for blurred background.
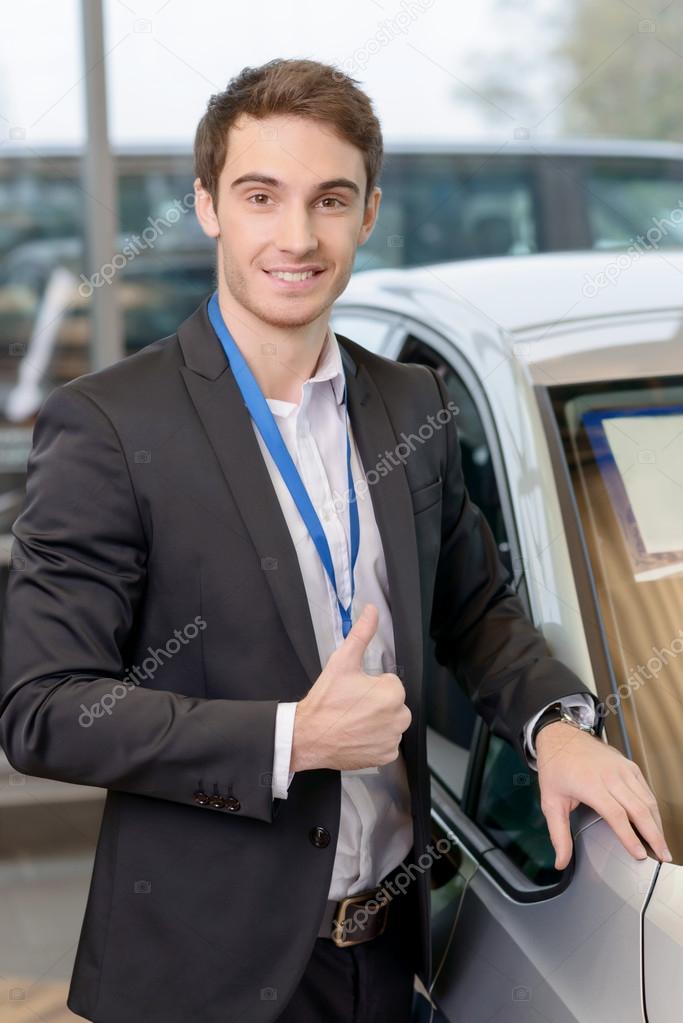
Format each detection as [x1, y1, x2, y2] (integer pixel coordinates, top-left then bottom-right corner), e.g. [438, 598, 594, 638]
[2, 0, 683, 1017]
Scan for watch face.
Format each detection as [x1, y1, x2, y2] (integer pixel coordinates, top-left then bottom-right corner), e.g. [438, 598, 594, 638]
[563, 705, 596, 730]
[575, 705, 597, 728]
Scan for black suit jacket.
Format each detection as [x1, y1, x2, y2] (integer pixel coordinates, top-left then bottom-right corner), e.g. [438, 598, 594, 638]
[0, 295, 593, 1023]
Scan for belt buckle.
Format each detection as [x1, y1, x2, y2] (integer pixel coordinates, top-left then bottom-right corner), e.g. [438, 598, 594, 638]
[331, 888, 389, 948]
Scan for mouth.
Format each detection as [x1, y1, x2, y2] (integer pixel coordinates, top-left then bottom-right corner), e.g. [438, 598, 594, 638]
[262, 268, 327, 291]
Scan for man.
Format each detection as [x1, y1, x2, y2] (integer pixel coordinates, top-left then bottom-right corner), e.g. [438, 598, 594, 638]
[0, 58, 669, 1023]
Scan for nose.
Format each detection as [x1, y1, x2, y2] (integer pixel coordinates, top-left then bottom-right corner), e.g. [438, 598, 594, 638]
[275, 202, 319, 257]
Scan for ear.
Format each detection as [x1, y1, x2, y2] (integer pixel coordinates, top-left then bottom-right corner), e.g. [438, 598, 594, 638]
[194, 177, 220, 239]
[357, 186, 382, 247]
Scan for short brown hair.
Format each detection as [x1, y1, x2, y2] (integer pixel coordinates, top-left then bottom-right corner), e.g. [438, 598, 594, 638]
[193, 58, 383, 212]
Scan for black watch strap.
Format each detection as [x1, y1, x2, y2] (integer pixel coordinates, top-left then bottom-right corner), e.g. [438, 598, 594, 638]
[533, 699, 600, 747]
[532, 701, 565, 743]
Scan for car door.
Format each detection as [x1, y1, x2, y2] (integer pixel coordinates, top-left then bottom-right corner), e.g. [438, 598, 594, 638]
[396, 330, 653, 1023]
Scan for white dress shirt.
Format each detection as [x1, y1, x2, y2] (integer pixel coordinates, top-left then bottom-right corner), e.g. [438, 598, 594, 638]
[249, 324, 597, 901]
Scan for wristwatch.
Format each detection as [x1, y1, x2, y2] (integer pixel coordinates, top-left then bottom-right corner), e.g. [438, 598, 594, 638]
[532, 700, 600, 748]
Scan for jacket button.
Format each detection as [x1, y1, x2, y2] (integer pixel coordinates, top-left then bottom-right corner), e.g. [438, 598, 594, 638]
[209, 795, 226, 809]
[310, 825, 330, 848]
[193, 790, 210, 805]
[224, 796, 241, 811]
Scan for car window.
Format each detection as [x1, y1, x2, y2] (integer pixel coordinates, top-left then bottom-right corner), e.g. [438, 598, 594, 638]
[584, 161, 683, 250]
[474, 732, 560, 885]
[356, 154, 539, 272]
[400, 334, 564, 883]
[399, 336, 511, 799]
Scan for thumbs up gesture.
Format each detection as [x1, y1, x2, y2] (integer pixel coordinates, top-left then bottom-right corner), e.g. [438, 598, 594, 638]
[290, 603, 412, 773]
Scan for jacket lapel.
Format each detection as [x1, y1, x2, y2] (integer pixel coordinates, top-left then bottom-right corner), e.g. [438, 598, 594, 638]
[177, 298, 423, 712]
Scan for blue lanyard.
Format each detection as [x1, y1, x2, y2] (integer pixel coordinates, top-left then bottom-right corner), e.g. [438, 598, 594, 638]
[207, 291, 360, 639]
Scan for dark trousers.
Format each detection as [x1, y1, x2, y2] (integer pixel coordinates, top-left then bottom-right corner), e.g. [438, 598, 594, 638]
[276, 871, 419, 1022]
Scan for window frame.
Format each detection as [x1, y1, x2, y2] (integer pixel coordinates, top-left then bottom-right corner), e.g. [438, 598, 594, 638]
[390, 322, 578, 899]
[329, 307, 406, 357]
[534, 382, 633, 761]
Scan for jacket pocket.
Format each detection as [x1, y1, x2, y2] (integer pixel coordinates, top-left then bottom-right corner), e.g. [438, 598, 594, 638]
[409, 476, 442, 515]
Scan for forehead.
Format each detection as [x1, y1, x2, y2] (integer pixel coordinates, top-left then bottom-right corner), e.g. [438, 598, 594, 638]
[220, 113, 366, 191]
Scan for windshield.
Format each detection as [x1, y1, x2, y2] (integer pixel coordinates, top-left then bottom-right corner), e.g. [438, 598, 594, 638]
[550, 375, 683, 859]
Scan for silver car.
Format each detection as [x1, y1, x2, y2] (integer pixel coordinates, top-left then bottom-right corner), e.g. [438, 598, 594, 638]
[332, 249, 683, 1023]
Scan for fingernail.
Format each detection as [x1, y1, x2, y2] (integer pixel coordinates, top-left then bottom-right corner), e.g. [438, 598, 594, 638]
[636, 846, 648, 859]
[662, 848, 673, 862]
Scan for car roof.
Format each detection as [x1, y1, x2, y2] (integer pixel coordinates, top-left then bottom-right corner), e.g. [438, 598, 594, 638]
[338, 250, 683, 384]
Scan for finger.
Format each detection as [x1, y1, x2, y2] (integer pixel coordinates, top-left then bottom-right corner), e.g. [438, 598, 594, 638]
[606, 777, 669, 861]
[541, 798, 574, 870]
[593, 792, 649, 860]
[623, 766, 665, 837]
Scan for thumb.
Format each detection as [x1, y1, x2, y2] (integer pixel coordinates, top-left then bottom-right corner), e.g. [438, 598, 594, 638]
[333, 603, 378, 672]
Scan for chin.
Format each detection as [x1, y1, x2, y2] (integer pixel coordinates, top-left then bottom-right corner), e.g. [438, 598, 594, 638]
[254, 291, 332, 328]
[257, 306, 325, 329]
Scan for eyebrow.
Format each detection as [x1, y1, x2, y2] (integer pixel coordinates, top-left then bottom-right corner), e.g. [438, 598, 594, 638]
[230, 173, 360, 197]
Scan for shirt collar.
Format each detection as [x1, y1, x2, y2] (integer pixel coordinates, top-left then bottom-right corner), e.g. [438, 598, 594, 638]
[264, 325, 346, 419]
[310, 325, 346, 406]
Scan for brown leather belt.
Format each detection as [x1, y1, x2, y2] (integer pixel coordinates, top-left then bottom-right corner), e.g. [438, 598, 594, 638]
[317, 862, 403, 947]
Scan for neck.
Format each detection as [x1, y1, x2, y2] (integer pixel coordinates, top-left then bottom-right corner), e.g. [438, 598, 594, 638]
[215, 289, 328, 404]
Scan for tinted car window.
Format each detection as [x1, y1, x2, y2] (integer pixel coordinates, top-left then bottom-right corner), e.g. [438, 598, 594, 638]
[474, 732, 560, 884]
[357, 154, 539, 272]
[585, 162, 683, 249]
[400, 338, 511, 800]
[401, 337, 561, 886]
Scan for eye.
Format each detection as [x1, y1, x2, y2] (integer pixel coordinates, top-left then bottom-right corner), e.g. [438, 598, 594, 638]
[246, 193, 272, 205]
[317, 196, 346, 208]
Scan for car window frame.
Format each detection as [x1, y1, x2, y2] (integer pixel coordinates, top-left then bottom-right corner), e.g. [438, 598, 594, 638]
[534, 382, 633, 760]
[387, 319, 580, 900]
[329, 307, 406, 357]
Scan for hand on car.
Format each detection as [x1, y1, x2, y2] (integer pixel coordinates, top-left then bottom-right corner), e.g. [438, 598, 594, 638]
[535, 722, 672, 869]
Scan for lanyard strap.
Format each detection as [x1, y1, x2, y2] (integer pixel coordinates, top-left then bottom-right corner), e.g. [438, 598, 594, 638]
[207, 291, 360, 638]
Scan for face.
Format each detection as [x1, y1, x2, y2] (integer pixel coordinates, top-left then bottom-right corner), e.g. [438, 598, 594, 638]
[194, 113, 381, 331]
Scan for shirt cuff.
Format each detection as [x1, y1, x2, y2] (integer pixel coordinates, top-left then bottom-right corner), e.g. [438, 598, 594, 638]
[272, 702, 298, 799]
[522, 693, 600, 771]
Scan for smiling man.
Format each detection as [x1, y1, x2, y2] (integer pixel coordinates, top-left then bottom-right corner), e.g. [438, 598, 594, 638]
[0, 58, 671, 1023]
[192, 102, 379, 403]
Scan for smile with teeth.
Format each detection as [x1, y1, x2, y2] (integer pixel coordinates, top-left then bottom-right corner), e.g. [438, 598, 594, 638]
[267, 270, 321, 281]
